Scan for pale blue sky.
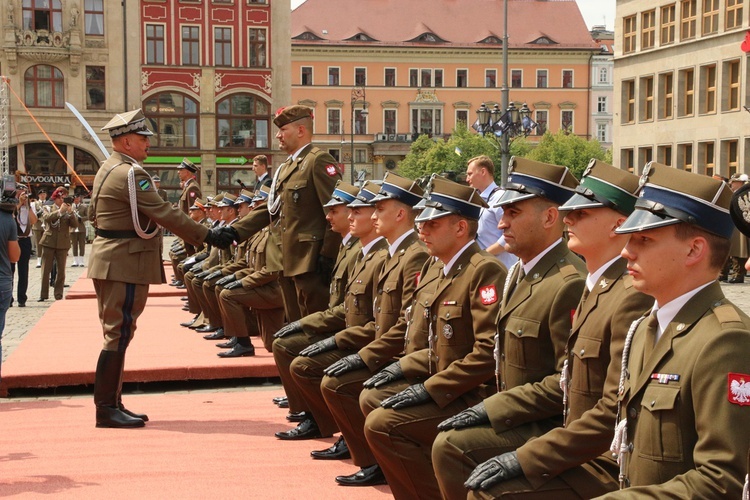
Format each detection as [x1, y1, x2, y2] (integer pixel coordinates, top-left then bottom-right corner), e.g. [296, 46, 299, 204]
[291, 0, 616, 31]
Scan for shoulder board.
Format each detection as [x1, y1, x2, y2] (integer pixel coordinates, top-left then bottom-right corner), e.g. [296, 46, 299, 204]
[712, 302, 743, 326]
[558, 262, 581, 279]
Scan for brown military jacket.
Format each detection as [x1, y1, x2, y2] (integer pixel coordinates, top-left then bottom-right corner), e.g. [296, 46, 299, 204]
[88, 151, 207, 285]
[236, 227, 281, 291]
[603, 282, 750, 498]
[329, 235, 361, 309]
[179, 177, 201, 214]
[485, 240, 586, 432]
[40, 205, 80, 249]
[515, 258, 652, 492]
[399, 242, 507, 409]
[299, 237, 389, 337]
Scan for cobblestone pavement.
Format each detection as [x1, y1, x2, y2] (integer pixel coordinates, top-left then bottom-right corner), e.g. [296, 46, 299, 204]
[3, 236, 750, 397]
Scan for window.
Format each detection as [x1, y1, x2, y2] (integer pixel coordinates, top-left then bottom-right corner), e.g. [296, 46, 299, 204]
[726, 0, 744, 30]
[214, 27, 232, 66]
[511, 70, 522, 88]
[22, 0, 63, 32]
[700, 141, 716, 176]
[658, 145, 673, 166]
[661, 4, 676, 44]
[355, 149, 367, 164]
[385, 68, 396, 87]
[74, 148, 101, 176]
[641, 10, 656, 49]
[354, 109, 367, 134]
[248, 28, 266, 67]
[411, 108, 442, 137]
[640, 76, 654, 121]
[561, 110, 574, 133]
[409, 69, 418, 87]
[678, 68, 694, 117]
[681, 0, 697, 40]
[435, 69, 443, 88]
[216, 93, 271, 149]
[84, 0, 104, 35]
[456, 69, 468, 88]
[182, 26, 200, 65]
[623, 80, 636, 123]
[702, 0, 719, 35]
[679, 143, 694, 171]
[355, 67, 367, 86]
[456, 110, 468, 126]
[85, 66, 105, 110]
[485, 69, 496, 88]
[413, 68, 442, 88]
[144, 92, 200, 148]
[146, 24, 165, 64]
[328, 67, 340, 86]
[597, 123, 607, 142]
[301, 66, 313, 86]
[421, 69, 432, 87]
[659, 72, 674, 119]
[700, 64, 716, 114]
[384, 109, 396, 134]
[327, 108, 341, 135]
[562, 70, 573, 88]
[725, 59, 741, 111]
[597, 96, 607, 113]
[623, 15, 636, 53]
[23, 143, 67, 175]
[598, 67, 609, 84]
[535, 110, 548, 135]
[723, 140, 739, 176]
[24, 65, 63, 108]
[536, 70, 548, 88]
[328, 149, 341, 162]
[621, 148, 635, 172]
[639, 147, 654, 168]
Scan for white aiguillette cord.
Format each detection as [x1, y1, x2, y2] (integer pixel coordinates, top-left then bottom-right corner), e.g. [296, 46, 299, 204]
[127, 165, 159, 240]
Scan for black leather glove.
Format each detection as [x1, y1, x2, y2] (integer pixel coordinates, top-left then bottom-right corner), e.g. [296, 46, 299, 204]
[363, 362, 404, 389]
[380, 383, 431, 410]
[189, 262, 205, 274]
[274, 321, 303, 339]
[195, 270, 212, 280]
[316, 255, 334, 285]
[222, 280, 242, 290]
[205, 270, 223, 281]
[215, 274, 236, 286]
[437, 402, 489, 431]
[205, 226, 238, 249]
[299, 336, 337, 357]
[324, 353, 366, 377]
[465, 451, 522, 491]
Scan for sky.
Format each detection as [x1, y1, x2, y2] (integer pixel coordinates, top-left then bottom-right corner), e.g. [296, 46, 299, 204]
[291, 0, 616, 31]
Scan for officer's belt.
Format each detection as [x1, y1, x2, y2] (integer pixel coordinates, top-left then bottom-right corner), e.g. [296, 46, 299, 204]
[95, 228, 140, 239]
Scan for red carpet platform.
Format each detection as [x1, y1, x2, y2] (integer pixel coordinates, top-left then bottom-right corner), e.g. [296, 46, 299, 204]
[0, 273, 279, 396]
[0, 390, 392, 499]
[65, 265, 186, 300]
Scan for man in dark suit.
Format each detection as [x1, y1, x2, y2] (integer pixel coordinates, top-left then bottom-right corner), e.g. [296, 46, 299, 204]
[252, 155, 272, 193]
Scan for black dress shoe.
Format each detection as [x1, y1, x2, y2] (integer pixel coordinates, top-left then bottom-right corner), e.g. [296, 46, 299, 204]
[181, 297, 189, 301]
[203, 328, 225, 340]
[176, 284, 187, 289]
[37, 298, 46, 302]
[217, 343, 255, 357]
[170, 280, 184, 287]
[275, 418, 322, 440]
[335, 464, 387, 486]
[196, 324, 218, 333]
[277, 399, 289, 409]
[273, 396, 287, 404]
[286, 411, 309, 422]
[311, 436, 351, 460]
[180, 317, 198, 328]
[181, 306, 190, 311]
[18, 302, 25, 308]
[216, 337, 238, 348]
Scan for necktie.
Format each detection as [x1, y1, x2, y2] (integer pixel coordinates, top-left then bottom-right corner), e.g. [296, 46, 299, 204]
[573, 286, 591, 322]
[642, 311, 659, 362]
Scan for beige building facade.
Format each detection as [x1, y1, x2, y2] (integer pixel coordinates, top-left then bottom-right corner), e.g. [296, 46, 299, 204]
[614, 0, 749, 177]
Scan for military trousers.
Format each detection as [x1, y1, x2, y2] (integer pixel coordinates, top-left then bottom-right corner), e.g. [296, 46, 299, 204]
[93, 279, 149, 352]
[218, 284, 284, 352]
[40, 246, 68, 300]
[271, 330, 331, 414]
[196, 275, 223, 327]
[71, 231, 86, 257]
[278, 271, 329, 323]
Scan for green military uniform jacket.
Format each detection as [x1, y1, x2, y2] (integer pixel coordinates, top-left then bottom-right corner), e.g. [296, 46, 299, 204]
[299, 238, 389, 337]
[88, 151, 208, 285]
[399, 242, 507, 409]
[355, 231, 429, 368]
[603, 282, 750, 498]
[40, 205, 80, 249]
[515, 258, 652, 492]
[329, 235, 361, 308]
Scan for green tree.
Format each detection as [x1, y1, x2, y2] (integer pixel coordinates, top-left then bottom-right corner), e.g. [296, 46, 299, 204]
[528, 130, 612, 179]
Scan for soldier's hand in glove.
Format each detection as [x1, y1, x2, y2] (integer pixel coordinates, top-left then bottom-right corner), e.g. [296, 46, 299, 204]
[465, 451, 522, 491]
[215, 274, 236, 286]
[363, 361, 403, 389]
[195, 270, 212, 280]
[380, 383, 430, 410]
[274, 321, 303, 339]
[437, 402, 489, 431]
[205, 226, 238, 249]
[222, 280, 242, 290]
[299, 336, 337, 357]
[205, 270, 223, 281]
[324, 353, 366, 377]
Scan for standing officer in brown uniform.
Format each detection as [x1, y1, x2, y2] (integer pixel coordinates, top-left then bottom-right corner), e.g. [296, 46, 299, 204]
[591, 163, 750, 498]
[210, 105, 342, 323]
[89, 109, 219, 428]
[70, 194, 88, 267]
[177, 158, 201, 256]
[39, 187, 80, 301]
[359, 178, 507, 499]
[433, 160, 651, 499]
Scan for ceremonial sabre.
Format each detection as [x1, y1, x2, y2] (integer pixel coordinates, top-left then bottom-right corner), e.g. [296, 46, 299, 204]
[65, 102, 110, 159]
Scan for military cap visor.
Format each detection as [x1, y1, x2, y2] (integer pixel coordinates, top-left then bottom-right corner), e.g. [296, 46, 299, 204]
[102, 109, 154, 137]
[371, 174, 424, 207]
[414, 192, 483, 222]
[324, 187, 358, 208]
[494, 172, 576, 207]
[559, 177, 637, 215]
[348, 182, 380, 208]
[178, 158, 199, 173]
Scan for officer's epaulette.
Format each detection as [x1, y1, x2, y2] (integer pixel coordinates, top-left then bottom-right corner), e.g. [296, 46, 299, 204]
[557, 260, 581, 279]
[712, 302, 744, 326]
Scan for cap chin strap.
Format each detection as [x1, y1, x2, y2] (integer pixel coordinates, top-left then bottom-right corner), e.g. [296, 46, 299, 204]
[127, 165, 160, 239]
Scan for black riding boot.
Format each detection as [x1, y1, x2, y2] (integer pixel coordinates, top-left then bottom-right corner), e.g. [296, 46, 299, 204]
[94, 350, 145, 428]
[116, 353, 149, 422]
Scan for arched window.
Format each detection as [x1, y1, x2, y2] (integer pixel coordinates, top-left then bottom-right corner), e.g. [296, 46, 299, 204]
[216, 93, 271, 149]
[74, 148, 101, 175]
[24, 65, 64, 108]
[143, 92, 200, 148]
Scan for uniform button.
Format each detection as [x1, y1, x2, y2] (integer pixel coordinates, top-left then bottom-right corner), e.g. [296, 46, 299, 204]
[650, 400, 655, 407]
[580, 349, 585, 355]
[517, 329, 522, 335]
[375, 325, 380, 330]
[627, 443, 633, 453]
[628, 407, 637, 419]
[446, 313, 451, 318]
[501, 382, 506, 390]
[377, 307, 381, 312]
[501, 353, 505, 361]
[504, 419, 513, 427]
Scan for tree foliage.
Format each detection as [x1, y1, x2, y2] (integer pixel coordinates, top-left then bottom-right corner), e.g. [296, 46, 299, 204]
[528, 130, 613, 179]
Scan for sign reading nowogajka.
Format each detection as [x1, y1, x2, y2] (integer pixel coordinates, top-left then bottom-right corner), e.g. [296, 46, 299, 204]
[20, 175, 72, 184]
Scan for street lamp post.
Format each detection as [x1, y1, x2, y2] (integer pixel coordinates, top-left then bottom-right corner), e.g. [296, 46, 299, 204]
[350, 86, 368, 185]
